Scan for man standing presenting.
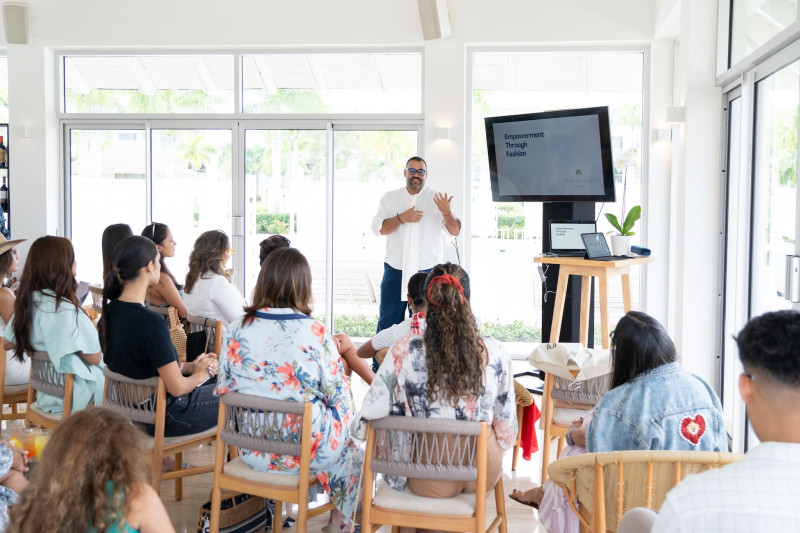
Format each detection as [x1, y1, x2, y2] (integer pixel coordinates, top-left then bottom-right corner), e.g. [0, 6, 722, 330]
[371, 156, 461, 333]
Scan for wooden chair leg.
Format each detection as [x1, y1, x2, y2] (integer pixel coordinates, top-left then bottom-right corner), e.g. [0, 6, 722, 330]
[274, 500, 283, 533]
[512, 443, 520, 471]
[557, 435, 566, 459]
[209, 482, 223, 533]
[175, 451, 183, 501]
[494, 478, 508, 533]
[296, 499, 309, 533]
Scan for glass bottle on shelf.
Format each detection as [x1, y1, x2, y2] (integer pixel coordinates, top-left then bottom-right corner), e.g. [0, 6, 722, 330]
[0, 176, 8, 213]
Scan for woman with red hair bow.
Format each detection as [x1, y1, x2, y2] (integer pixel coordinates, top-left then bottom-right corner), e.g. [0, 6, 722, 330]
[353, 262, 517, 504]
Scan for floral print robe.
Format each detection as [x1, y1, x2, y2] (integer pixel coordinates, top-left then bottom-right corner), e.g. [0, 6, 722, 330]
[217, 308, 363, 527]
[352, 334, 518, 490]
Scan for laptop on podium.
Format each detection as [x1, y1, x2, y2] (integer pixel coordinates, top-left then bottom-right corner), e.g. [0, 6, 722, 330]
[548, 220, 596, 256]
[580, 232, 630, 261]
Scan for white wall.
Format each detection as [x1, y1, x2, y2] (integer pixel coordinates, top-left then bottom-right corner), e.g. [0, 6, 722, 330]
[0, 0, 726, 384]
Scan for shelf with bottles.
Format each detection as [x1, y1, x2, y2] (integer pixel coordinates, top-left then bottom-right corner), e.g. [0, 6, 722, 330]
[0, 123, 10, 237]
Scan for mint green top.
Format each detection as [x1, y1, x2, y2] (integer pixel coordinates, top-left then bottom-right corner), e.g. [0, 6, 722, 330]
[87, 481, 138, 533]
[4, 289, 104, 414]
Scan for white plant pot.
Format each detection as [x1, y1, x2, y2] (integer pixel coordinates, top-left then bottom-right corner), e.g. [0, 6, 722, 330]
[609, 234, 633, 257]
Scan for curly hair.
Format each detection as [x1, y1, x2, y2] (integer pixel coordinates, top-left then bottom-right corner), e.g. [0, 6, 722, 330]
[185, 230, 230, 294]
[735, 310, 800, 387]
[244, 247, 313, 324]
[258, 234, 291, 266]
[8, 407, 148, 533]
[423, 263, 484, 407]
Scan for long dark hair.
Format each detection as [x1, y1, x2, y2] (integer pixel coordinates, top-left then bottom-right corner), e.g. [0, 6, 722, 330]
[100, 236, 158, 359]
[610, 311, 677, 389]
[244, 247, 312, 324]
[12, 236, 83, 362]
[0, 248, 13, 277]
[423, 263, 483, 407]
[185, 230, 230, 294]
[8, 407, 148, 533]
[140, 222, 182, 290]
[101, 223, 133, 279]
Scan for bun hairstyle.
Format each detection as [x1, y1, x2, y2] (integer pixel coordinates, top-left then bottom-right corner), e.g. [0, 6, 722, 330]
[141, 222, 182, 290]
[407, 272, 429, 312]
[100, 236, 158, 359]
[422, 263, 484, 406]
[185, 230, 230, 294]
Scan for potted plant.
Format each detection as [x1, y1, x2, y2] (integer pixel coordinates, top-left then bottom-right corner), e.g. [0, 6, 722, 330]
[605, 148, 641, 256]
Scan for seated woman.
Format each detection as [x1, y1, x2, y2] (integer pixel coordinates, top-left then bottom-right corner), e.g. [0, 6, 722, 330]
[356, 271, 428, 362]
[354, 263, 517, 505]
[101, 223, 133, 279]
[0, 235, 28, 386]
[183, 230, 246, 329]
[510, 311, 727, 533]
[101, 235, 218, 437]
[254, 235, 373, 385]
[217, 247, 363, 533]
[141, 222, 187, 319]
[3, 236, 103, 414]
[8, 407, 174, 533]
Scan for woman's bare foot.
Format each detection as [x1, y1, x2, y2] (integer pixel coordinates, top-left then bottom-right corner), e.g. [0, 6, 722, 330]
[509, 486, 544, 509]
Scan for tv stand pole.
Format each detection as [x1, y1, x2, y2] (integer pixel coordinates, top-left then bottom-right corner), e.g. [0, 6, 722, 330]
[541, 202, 595, 346]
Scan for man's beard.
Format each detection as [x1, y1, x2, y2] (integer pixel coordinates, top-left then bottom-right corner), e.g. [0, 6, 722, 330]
[406, 177, 424, 191]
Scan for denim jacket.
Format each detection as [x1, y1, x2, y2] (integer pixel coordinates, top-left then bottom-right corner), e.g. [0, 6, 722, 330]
[586, 362, 727, 453]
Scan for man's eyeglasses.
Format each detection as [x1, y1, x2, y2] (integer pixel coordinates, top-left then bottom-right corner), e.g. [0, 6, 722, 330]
[406, 168, 427, 177]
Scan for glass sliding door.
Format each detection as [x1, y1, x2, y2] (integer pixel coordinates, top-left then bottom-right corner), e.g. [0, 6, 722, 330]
[751, 62, 798, 316]
[331, 129, 418, 336]
[243, 128, 327, 309]
[151, 128, 233, 284]
[68, 128, 147, 284]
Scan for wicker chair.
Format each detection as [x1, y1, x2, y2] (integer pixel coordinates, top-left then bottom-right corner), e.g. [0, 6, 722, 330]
[0, 345, 26, 422]
[209, 392, 334, 533]
[548, 449, 743, 533]
[25, 351, 75, 429]
[88, 283, 103, 315]
[102, 367, 216, 499]
[362, 416, 507, 533]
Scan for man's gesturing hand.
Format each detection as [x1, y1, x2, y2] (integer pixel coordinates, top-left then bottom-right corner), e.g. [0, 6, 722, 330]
[398, 207, 423, 223]
[433, 193, 454, 216]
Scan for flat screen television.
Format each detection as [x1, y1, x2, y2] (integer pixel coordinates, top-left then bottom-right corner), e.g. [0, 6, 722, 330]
[484, 106, 616, 202]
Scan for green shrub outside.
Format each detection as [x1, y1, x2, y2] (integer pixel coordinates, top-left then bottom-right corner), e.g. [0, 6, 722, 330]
[497, 214, 525, 230]
[256, 212, 295, 234]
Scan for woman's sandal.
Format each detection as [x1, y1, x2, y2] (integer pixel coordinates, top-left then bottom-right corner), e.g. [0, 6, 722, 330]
[509, 486, 544, 510]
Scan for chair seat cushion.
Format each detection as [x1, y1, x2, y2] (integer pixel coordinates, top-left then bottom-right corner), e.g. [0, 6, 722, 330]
[553, 407, 589, 427]
[29, 404, 62, 421]
[3, 384, 27, 395]
[223, 457, 317, 487]
[143, 426, 217, 450]
[372, 478, 477, 515]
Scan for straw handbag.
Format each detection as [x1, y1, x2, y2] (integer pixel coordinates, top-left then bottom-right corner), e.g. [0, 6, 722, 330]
[167, 307, 187, 359]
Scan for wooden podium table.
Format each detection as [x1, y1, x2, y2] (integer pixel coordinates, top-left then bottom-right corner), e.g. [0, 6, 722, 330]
[534, 255, 655, 349]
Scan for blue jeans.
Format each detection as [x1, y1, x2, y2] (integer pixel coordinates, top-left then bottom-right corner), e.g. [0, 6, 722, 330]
[144, 380, 219, 437]
[377, 263, 409, 334]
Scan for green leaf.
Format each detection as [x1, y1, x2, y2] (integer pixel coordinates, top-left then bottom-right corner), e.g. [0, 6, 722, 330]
[605, 213, 622, 233]
[620, 205, 641, 235]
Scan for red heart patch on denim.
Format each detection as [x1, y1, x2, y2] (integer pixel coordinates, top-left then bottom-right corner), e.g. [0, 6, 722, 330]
[679, 414, 706, 445]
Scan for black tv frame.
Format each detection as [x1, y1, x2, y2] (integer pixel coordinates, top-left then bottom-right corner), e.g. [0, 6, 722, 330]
[485, 106, 616, 203]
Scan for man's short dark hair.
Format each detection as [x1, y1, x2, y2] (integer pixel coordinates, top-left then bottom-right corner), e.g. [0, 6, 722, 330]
[735, 310, 800, 387]
[406, 156, 426, 168]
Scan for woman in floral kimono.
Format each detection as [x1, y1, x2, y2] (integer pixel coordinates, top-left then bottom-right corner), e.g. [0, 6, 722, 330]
[217, 247, 362, 533]
[353, 263, 517, 506]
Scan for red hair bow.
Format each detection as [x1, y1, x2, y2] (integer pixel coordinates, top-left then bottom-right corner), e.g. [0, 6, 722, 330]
[427, 273, 465, 306]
